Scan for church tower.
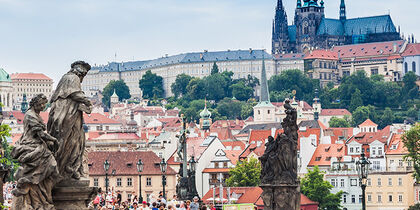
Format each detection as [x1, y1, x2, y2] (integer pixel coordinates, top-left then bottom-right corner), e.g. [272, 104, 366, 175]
[272, 0, 290, 54]
[339, 0, 346, 22]
[294, 0, 325, 52]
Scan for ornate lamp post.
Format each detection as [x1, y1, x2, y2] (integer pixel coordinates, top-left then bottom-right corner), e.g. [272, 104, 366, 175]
[104, 159, 110, 193]
[160, 158, 167, 199]
[356, 152, 371, 210]
[136, 159, 144, 203]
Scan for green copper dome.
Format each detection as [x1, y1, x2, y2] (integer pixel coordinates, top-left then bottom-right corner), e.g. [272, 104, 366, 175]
[0, 68, 11, 82]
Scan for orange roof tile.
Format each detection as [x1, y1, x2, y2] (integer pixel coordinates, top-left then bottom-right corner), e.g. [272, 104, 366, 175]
[301, 194, 319, 205]
[221, 140, 246, 151]
[202, 168, 231, 173]
[359, 119, 378, 127]
[83, 113, 122, 125]
[320, 109, 351, 116]
[402, 43, 420, 57]
[304, 49, 338, 60]
[225, 150, 243, 165]
[333, 40, 405, 58]
[308, 144, 346, 167]
[386, 134, 408, 155]
[11, 73, 52, 80]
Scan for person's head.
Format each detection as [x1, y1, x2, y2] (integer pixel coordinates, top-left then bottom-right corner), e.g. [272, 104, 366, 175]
[201, 206, 207, 210]
[133, 202, 138, 208]
[142, 201, 147, 207]
[209, 203, 214, 208]
[176, 204, 180, 208]
[29, 94, 48, 113]
[186, 200, 191, 206]
[152, 202, 157, 207]
[173, 195, 177, 200]
[193, 196, 199, 203]
[70, 61, 91, 82]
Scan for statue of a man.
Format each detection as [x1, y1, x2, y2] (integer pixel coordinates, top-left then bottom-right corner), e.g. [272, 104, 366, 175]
[12, 94, 59, 209]
[47, 61, 92, 181]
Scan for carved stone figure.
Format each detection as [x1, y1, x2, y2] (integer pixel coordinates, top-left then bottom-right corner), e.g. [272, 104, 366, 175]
[11, 94, 59, 210]
[47, 61, 92, 182]
[260, 99, 300, 210]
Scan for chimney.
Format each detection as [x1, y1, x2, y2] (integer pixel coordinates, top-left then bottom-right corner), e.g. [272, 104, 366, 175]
[393, 43, 397, 53]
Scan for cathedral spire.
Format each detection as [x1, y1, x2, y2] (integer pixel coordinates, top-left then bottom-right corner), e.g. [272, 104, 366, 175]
[340, 0, 346, 22]
[272, 0, 290, 54]
[260, 51, 270, 102]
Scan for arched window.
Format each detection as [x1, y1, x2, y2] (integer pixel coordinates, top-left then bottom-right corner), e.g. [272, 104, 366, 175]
[413, 61, 416, 73]
[405, 62, 408, 73]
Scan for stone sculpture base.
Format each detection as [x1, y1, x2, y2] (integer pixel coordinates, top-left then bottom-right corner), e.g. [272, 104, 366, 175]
[52, 178, 98, 210]
[260, 183, 300, 210]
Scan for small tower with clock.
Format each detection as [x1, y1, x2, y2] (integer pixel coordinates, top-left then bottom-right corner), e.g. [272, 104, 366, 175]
[294, 0, 325, 53]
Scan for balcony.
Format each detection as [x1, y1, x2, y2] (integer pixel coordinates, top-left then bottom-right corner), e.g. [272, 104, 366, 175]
[209, 179, 227, 186]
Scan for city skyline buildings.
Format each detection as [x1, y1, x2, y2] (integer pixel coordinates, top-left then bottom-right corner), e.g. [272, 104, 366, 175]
[0, 0, 418, 85]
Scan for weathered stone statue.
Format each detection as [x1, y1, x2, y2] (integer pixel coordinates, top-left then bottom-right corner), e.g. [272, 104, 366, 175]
[11, 94, 59, 210]
[47, 61, 92, 181]
[259, 99, 300, 210]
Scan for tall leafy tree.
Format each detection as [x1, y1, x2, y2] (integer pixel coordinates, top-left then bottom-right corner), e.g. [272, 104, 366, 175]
[379, 107, 395, 128]
[352, 105, 378, 127]
[231, 81, 254, 101]
[215, 98, 244, 120]
[102, 80, 131, 107]
[349, 88, 363, 112]
[403, 71, 419, 100]
[186, 77, 207, 100]
[226, 157, 261, 187]
[211, 62, 219, 75]
[329, 116, 351, 128]
[402, 123, 420, 181]
[338, 70, 373, 107]
[301, 166, 343, 210]
[240, 99, 257, 120]
[171, 74, 192, 98]
[0, 120, 18, 181]
[139, 70, 164, 99]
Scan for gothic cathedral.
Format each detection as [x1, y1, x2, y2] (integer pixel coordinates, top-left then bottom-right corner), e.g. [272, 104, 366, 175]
[272, 0, 401, 54]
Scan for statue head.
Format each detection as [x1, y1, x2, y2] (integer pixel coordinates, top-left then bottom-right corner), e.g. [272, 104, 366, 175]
[29, 94, 48, 113]
[268, 136, 274, 142]
[70, 61, 91, 81]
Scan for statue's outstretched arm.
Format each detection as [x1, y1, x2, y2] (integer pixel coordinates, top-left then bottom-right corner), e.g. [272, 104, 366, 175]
[69, 92, 92, 107]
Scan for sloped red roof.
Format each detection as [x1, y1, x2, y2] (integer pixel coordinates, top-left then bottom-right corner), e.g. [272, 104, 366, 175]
[11, 111, 49, 124]
[92, 132, 140, 141]
[11, 73, 52, 80]
[84, 113, 122, 125]
[323, 128, 354, 143]
[210, 127, 234, 140]
[87, 131, 103, 140]
[333, 40, 405, 58]
[304, 49, 338, 60]
[225, 150, 243, 165]
[386, 134, 408, 155]
[308, 144, 346, 167]
[221, 140, 246, 151]
[202, 168, 230, 173]
[298, 128, 321, 149]
[320, 109, 351, 116]
[359, 119, 377, 127]
[348, 125, 391, 145]
[402, 43, 420, 57]
[211, 120, 245, 130]
[301, 194, 319, 205]
[274, 53, 305, 60]
[88, 151, 176, 176]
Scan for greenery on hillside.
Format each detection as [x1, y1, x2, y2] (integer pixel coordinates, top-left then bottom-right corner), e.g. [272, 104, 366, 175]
[102, 80, 131, 107]
[402, 123, 420, 182]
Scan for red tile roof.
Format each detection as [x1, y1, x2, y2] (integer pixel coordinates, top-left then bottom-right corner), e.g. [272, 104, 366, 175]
[210, 127, 234, 140]
[202, 168, 231, 173]
[167, 136, 210, 164]
[332, 40, 405, 58]
[320, 109, 351, 116]
[88, 151, 176, 176]
[348, 125, 391, 145]
[304, 49, 338, 60]
[323, 128, 354, 143]
[221, 140, 246, 151]
[308, 144, 346, 167]
[225, 150, 243, 165]
[402, 43, 420, 57]
[10, 111, 49, 124]
[11, 133, 22, 145]
[272, 101, 313, 111]
[91, 132, 140, 141]
[298, 128, 321, 149]
[274, 53, 306, 60]
[386, 134, 408, 155]
[87, 131, 103, 140]
[359, 119, 377, 127]
[301, 194, 319, 205]
[10, 73, 52, 80]
[84, 113, 122, 125]
[211, 120, 245, 130]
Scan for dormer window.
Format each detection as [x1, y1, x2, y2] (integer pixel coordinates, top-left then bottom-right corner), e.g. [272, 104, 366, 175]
[315, 157, 321, 161]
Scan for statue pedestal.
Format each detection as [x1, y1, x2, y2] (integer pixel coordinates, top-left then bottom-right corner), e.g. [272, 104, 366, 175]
[260, 183, 300, 210]
[52, 178, 98, 210]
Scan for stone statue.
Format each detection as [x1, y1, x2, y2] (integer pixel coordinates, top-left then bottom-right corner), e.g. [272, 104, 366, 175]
[47, 61, 92, 181]
[11, 94, 59, 210]
[260, 99, 300, 210]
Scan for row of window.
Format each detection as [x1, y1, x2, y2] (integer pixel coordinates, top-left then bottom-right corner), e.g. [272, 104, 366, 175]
[331, 177, 403, 188]
[93, 177, 153, 187]
[367, 194, 403, 203]
[366, 177, 403, 186]
[342, 194, 362, 204]
[404, 61, 417, 73]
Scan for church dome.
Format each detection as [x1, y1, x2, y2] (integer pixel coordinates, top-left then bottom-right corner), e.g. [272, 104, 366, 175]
[0, 68, 11, 82]
[200, 106, 211, 119]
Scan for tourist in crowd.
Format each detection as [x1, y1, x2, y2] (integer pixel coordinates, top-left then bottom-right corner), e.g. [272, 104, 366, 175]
[189, 197, 199, 210]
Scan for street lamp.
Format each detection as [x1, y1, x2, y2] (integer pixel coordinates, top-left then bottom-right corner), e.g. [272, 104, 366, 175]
[356, 152, 371, 210]
[136, 158, 144, 203]
[160, 158, 167, 199]
[104, 159, 110, 193]
[189, 156, 197, 172]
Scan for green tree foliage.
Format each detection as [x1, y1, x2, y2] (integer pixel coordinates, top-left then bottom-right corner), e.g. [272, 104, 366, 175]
[215, 98, 244, 120]
[408, 203, 420, 210]
[240, 99, 258, 120]
[171, 74, 192, 98]
[206, 73, 230, 101]
[211, 62, 219, 75]
[270, 90, 292, 102]
[403, 71, 419, 100]
[379, 107, 395, 128]
[268, 69, 319, 103]
[349, 88, 363, 112]
[231, 81, 254, 101]
[139, 70, 164, 99]
[186, 78, 206, 100]
[102, 80, 131, 107]
[402, 123, 420, 181]
[352, 105, 378, 126]
[329, 116, 351, 128]
[179, 100, 205, 123]
[0, 123, 19, 181]
[301, 166, 343, 210]
[337, 71, 374, 107]
[226, 157, 261, 187]
[407, 107, 418, 121]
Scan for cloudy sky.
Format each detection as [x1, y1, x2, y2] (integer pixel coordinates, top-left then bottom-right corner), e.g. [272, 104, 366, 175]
[0, 0, 418, 84]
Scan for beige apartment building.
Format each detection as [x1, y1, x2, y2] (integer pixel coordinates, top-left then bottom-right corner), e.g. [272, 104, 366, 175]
[82, 49, 276, 98]
[365, 134, 415, 210]
[88, 151, 177, 202]
[11, 73, 53, 109]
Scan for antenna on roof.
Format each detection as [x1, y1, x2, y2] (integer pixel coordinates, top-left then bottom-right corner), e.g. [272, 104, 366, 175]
[114, 52, 117, 62]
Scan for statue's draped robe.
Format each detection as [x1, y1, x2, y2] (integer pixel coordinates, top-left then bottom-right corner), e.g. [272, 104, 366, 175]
[12, 110, 58, 210]
[47, 73, 86, 181]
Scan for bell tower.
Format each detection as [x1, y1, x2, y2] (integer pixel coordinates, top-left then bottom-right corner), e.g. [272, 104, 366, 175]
[294, 0, 325, 52]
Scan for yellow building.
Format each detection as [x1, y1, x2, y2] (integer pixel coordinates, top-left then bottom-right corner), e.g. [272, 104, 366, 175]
[88, 151, 177, 202]
[366, 134, 415, 210]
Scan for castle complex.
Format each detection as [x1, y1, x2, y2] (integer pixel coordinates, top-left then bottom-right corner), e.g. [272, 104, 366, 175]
[272, 0, 401, 54]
